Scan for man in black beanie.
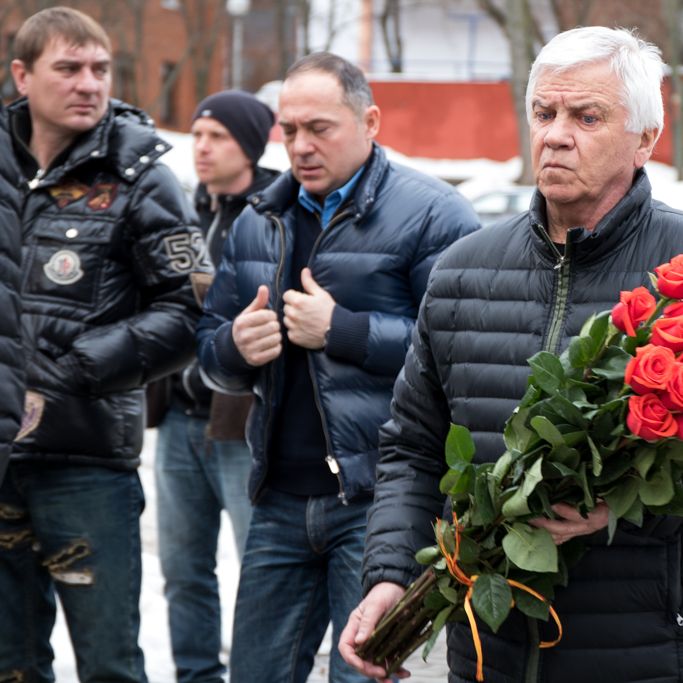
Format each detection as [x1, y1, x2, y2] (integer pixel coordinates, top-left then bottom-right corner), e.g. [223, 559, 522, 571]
[151, 89, 278, 683]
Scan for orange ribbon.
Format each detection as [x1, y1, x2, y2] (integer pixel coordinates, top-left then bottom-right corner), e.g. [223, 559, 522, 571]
[435, 515, 563, 682]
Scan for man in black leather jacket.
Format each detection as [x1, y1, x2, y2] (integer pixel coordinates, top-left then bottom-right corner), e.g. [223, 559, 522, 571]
[0, 8, 209, 682]
[341, 26, 683, 683]
[152, 89, 278, 683]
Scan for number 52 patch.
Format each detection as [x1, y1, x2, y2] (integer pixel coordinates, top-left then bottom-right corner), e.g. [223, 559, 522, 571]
[162, 232, 210, 273]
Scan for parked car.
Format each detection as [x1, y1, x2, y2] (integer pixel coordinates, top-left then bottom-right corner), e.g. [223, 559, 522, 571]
[469, 185, 535, 226]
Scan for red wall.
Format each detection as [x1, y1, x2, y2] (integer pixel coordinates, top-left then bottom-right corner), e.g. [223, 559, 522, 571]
[369, 79, 673, 165]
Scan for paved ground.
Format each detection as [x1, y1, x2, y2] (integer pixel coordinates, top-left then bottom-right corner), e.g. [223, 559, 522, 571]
[52, 429, 449, 682]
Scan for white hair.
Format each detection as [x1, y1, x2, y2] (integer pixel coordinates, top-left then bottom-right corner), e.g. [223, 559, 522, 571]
[526, 26, 665, 142]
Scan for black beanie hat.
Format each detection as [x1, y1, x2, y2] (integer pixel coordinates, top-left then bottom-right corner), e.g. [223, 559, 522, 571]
[191, 90, 275, 164]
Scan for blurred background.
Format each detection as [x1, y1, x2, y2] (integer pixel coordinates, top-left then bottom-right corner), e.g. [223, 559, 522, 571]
[1, 0, 683, 187]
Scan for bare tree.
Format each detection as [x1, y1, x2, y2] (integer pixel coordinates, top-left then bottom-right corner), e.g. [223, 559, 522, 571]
[380, 0, 403, 72]
[664, 0, 683, 180]
[177, 0, 226, 103]
[477, 0, 544, 183]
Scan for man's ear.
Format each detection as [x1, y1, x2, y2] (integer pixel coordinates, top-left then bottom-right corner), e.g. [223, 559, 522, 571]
[10, 59, 29, 96]
[364, 104, 380, 140]
[634, 128, 658, 169]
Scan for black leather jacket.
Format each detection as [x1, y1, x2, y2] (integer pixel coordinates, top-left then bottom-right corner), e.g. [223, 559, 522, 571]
[9, 98, 210, 469]
[364, 170, 683, 682]
[0, 105, 25, 483]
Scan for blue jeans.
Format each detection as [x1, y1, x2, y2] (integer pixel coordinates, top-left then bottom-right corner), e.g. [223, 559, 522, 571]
[230, 488, 374, 683]
[155, 407, 252, 683]
[0, 462, 147, 683]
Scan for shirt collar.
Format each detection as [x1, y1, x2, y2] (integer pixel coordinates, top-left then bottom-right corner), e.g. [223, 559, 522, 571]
[297, 164, 365, 228]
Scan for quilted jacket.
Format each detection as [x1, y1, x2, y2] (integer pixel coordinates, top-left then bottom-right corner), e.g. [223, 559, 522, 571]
[9, 98, 209, 469]
[364, 170, 683, 682]
[0, 105, 25, 483]
[197, 143, 480, 503]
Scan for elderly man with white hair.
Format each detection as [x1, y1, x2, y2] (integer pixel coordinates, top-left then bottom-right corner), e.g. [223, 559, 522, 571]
[341, 25, 683, 683]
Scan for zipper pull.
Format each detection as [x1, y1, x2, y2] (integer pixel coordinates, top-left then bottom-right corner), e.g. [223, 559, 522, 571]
[676, 613, 683, 627]
[325, 456, 349, 506]
[553, 255, 564, 271]
[27, 168, 45, 190]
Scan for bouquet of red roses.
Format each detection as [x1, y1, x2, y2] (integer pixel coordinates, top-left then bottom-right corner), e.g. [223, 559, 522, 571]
[356, 255, 683, 681]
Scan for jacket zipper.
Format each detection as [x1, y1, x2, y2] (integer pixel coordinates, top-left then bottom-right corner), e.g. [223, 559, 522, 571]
[535, 223, 572, 354]
[307, 208, 355, 504]
[525, 224, 572, 683]
[254, 212, 287, 500]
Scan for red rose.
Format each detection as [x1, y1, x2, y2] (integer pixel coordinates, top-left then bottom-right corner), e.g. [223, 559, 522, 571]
[662, 362, 683, 411]
[651, 315, 683, 352]
[611, 286, 656, 336]
[626, 393, 678, 441]
[664, 302, 683, 318]
[676, 414, 683, 439]
[656, 255, 683, 299]
[624, 344, 676, 394]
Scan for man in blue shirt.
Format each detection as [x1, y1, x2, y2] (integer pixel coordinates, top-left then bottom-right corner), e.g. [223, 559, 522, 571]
[196, 51, 480, 683]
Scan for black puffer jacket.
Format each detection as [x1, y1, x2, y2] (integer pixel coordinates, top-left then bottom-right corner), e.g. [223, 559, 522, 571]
[165, 167, 280, 420]
[197, 144, 480, 503]
[9, 98, 209, 470]
[364, 170, 683, 682]
[0, 106, 25, 483]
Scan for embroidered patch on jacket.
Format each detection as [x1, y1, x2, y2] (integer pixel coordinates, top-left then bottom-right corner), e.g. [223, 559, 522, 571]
[48, 180, 89, 208]
[43, 249, 84, 285]
[86, 182, 118, 210]
[163, 232, 210, 273]
[15, 390, 45, 441]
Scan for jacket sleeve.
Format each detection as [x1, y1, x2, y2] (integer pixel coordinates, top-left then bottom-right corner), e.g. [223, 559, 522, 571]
[362, 288, 453, 593]
[328, 190, 479, 377]
[68, 163, 211, 394]
[0, 108, 25, 481]
[196, 211, 259, 394]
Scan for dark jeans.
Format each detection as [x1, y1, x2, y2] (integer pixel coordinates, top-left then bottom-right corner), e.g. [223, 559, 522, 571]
[155, 407, 252, 683]
[0, 462, 147, 683]
[230, 488, 374, 683]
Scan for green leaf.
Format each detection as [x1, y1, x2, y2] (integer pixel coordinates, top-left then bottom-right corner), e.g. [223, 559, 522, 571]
[445, 424, 476, 468]
[513, 585, 550, 621]
[439, 584, 461, 604]
[492, 451, 513, 483]
[648, 486, 683, 515]
[622, 497, 644, 528]
[633, 447, 657, 479]
[578, 462, 594, 509]
[602, 477, 639, 519]
[591, 346, 631, 381]
[502, 523, 558, 573]
[530, 416, 565, 447]
[568, 336, 597, 369]
[587, 436, 603, 477]
[421, 605, 455, 661]
[528, 351, 566, 394]
[472, 467, 497, 526]
[639, 460, 674, 506]
[504, 409, 536, 452]
[440, 466, 473, 496]
[663, 440, 683, 462]
[471, 574, 512, 633]
[501, 457, 544, 518]
[415, 546, 442, 565]
[457, 534, 481, 565]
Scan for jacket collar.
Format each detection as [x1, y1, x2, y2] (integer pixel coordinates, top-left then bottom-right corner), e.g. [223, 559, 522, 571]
[8, 97, 171, 186]
[529, 168, 652, 264]
[249, 141, 389, 225]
